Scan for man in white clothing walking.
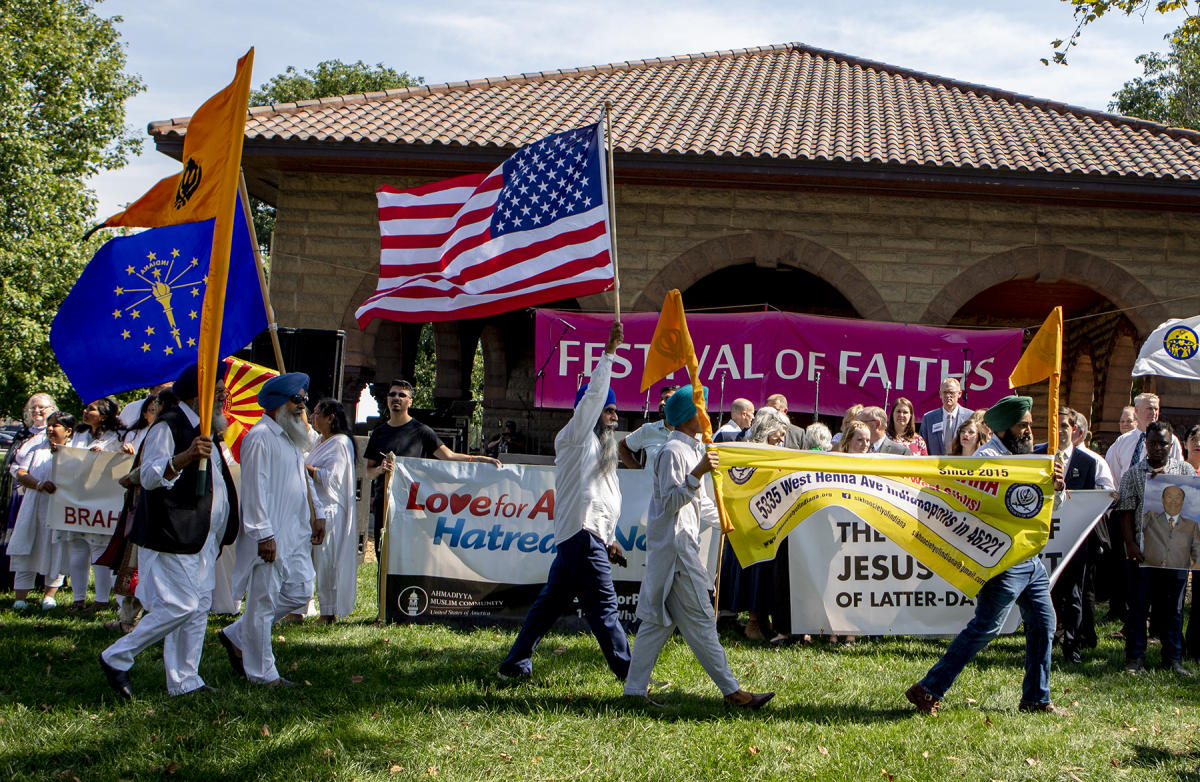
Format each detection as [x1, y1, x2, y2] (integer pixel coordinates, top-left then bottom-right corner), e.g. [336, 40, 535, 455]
[218, 373, 325, 687]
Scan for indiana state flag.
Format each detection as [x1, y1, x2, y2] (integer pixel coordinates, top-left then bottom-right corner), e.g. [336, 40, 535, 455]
[51, 206, 266, 403]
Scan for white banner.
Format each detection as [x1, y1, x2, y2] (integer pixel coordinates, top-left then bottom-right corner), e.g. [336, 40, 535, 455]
[46, 446, 131, 534]
[786, 489, 1114, 635]
[1133, 316, 1200, 379]
[383, 458, 719, 624]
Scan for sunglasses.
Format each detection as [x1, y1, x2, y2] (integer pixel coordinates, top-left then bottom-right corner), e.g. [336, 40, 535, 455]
[289, 394, 308, 405]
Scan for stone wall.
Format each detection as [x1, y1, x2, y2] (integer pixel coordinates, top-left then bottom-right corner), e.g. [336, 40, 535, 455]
[267, 170, 1200, 450]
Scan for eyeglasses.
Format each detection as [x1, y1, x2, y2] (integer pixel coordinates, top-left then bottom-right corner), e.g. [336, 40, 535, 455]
[289, 394, 308, 405]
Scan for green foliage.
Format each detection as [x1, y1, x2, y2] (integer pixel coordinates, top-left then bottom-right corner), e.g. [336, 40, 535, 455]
[1110, 26, 1200, 128]
[0, 0, 144, 418]
[1047, 0, 1200, 65]
[248, 59, 423, 106]
[413, 323, 437, 408]
[246, 60, 423, 258]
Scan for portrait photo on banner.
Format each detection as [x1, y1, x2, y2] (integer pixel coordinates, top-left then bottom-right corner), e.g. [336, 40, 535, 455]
[1140, 472, 1200, 571]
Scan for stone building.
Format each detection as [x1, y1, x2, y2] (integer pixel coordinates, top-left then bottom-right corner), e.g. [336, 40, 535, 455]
[149, 43, 1200, 450]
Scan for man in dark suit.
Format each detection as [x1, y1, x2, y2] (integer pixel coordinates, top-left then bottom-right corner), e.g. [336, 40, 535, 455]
[1141, 485, 1200, 570]
[920, 377, 973, 456]
[856, 406, 910, 455]
[1050, 407, 1104, 664]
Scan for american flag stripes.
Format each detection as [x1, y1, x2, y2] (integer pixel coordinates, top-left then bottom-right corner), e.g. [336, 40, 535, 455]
[355, 123, 614, 325]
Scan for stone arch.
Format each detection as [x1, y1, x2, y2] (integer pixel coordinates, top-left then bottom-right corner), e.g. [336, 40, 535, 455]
[631, 231, 892, 321]
[919, 246, 1167, 337]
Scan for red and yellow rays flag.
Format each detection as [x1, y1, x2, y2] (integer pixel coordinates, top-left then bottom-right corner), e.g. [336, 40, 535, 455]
[221, 356, 277, 462]
[1009, 306, 1063, 452]
[640, 289, 730, 531]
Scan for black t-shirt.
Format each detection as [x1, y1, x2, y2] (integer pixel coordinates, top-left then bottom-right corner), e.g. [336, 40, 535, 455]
[365, 419, 443, 530]
[365, 419, 443, 463]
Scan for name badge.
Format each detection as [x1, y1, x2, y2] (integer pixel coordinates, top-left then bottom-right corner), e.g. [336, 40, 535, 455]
[932, 422, 944, 434]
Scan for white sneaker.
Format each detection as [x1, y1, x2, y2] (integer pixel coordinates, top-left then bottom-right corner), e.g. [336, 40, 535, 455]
[40, 597, 57, 611]
[12, 600, 28, 611]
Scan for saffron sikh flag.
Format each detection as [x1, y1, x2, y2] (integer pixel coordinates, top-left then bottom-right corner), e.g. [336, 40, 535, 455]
[714, 445, 1054, 597]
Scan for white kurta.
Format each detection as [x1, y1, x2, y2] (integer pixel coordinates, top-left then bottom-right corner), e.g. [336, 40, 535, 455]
[624, 430, 737, 697]
[306, 434, 357, 617]
[100, 402, 231, 695]
[8, 427, 46, 477]
[224, 414, 321, 682]
[8, 441, 66, 578]
[552, 352, 620, 545]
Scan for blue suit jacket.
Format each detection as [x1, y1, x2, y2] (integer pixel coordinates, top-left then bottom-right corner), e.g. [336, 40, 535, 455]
[919, 406, 974, 456]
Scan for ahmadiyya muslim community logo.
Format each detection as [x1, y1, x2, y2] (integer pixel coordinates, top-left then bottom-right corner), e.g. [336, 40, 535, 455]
[1163, 325, 1199, 361]
[112, 248, 208, 357]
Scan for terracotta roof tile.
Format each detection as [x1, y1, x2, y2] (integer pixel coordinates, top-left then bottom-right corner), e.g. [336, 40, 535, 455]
[150, 42, 1200, 181]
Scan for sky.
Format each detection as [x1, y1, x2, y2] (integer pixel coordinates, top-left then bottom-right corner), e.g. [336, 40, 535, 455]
[88, 0, 1184, 220]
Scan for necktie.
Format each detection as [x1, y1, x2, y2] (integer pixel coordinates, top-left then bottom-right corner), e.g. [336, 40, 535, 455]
[1170, 516, 1178, 532]
[1132, 431, 1146, 466]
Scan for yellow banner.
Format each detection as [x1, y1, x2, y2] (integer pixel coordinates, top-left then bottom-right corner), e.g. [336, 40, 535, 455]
[715, 445, 1054, 597]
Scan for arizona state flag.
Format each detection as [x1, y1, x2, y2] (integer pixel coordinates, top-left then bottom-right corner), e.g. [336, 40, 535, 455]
[222, 356, 278, 461]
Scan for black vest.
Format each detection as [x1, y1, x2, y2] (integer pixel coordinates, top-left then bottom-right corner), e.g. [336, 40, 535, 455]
[129, 406, 239, 554]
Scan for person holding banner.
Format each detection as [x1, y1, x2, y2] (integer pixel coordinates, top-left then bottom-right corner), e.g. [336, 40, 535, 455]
[98, 365, 239, 699]
[624, 385, 774, 709]
[1115, 421, 1196, 675]
[219, 373, 326, 687]
[906, 395, 1066, 716]
[499, 321, 632, 683]
[9, 412, 73, 610]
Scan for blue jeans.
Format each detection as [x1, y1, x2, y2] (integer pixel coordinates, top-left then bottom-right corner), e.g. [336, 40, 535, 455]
[500, 530, 631, 680]
[920, 558, 1055, 707]
[1125, 563, 1187, 664]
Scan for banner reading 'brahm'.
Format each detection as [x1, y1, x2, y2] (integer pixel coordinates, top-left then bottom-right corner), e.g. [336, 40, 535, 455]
[716, 445, 1055, 597]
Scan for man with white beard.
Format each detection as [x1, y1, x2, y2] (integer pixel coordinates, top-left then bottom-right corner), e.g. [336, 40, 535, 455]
[217, 373, 325, 687]
[499, 321, 632, 682]
[98, 364, 239, 698]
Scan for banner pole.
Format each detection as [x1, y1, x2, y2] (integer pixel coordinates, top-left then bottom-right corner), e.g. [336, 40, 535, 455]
[377, 451, 395, 623]
[713, 529, 727, 625]
[603, 102, 621, 322]
[239, 171, 286, 373]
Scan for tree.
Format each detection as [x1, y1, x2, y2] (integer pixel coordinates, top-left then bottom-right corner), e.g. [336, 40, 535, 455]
[247, 60, 424, 254]
[1047, 0, 1200, 65]
[0, 0, 144, 418]
[1110, 28, 1200, 128]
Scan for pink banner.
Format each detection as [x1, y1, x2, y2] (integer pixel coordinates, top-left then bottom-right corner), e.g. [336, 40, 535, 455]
[534, 310, 1023, 416]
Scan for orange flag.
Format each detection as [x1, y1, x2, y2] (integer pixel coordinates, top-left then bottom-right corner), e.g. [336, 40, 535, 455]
[641, 290, 728, 530]
[1009, 306, 1063, 452]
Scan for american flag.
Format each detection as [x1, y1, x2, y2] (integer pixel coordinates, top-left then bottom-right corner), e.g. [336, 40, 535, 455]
[355, 123, 614, 325]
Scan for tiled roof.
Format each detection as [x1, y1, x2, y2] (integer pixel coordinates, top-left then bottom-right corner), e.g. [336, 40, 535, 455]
[151, 42, 1200, 181]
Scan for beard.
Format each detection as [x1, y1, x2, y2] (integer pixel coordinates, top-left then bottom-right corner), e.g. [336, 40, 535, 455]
[212, 405, 228, 437]
[273, 408, 310, 449]
[595, 424, 618, 476]
[1001, 428, 1034, 455]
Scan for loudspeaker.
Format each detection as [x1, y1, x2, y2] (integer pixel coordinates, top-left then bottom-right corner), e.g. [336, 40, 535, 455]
[236, 328, 345, 404]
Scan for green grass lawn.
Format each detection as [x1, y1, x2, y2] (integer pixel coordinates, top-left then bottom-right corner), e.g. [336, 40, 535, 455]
[1, 565, 1198, 781]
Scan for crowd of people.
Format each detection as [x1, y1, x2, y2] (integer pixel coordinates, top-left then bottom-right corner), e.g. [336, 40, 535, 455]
[1, 347, 1196, 712]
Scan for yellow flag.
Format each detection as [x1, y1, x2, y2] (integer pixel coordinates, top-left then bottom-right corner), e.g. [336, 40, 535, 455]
[1009, 306, 1063, 452]
[104, 50, 254, 229]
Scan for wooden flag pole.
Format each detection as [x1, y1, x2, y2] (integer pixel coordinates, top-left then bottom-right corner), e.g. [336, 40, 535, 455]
[603, 102, 621, 321]
[377, 451, 396, 623]
[239, 171, 286, 373]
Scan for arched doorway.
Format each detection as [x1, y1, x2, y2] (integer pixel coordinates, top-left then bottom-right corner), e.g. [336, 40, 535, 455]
[681, 262, 858, 317]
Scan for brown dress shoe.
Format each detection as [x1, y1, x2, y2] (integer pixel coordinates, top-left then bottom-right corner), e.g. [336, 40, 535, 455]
[905, 683, 939, 715]
[1018, 702, 1068, 716]
[723, 690, 774, 709]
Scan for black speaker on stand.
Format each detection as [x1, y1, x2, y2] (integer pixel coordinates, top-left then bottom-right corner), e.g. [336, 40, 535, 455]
[235, 328, 346, 404]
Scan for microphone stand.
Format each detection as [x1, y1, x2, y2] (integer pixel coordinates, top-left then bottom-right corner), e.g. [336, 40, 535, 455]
[534, 320, 575, 409]
[961, 347, 971, 405]
[717, 372, 727, 429]
[813, 371, 821, 424]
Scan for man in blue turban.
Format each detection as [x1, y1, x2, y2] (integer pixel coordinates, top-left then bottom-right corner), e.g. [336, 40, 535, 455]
[500, 321, 633, 683]
[218, 372, 326, 687]
[624, 385, 774, 709]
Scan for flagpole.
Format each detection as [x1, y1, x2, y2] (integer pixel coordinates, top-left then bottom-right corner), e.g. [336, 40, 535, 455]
[377, 452, 395, 623]
[603, 102, 621, 321]
[238, 172, 286, 373]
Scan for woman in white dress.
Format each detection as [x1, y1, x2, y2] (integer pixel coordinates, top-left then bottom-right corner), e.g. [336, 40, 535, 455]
[63, 396, 125, 611]
[305, 399, 358, 622]
[9, 412, 74, 610]
[5, 393, 57, 537]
